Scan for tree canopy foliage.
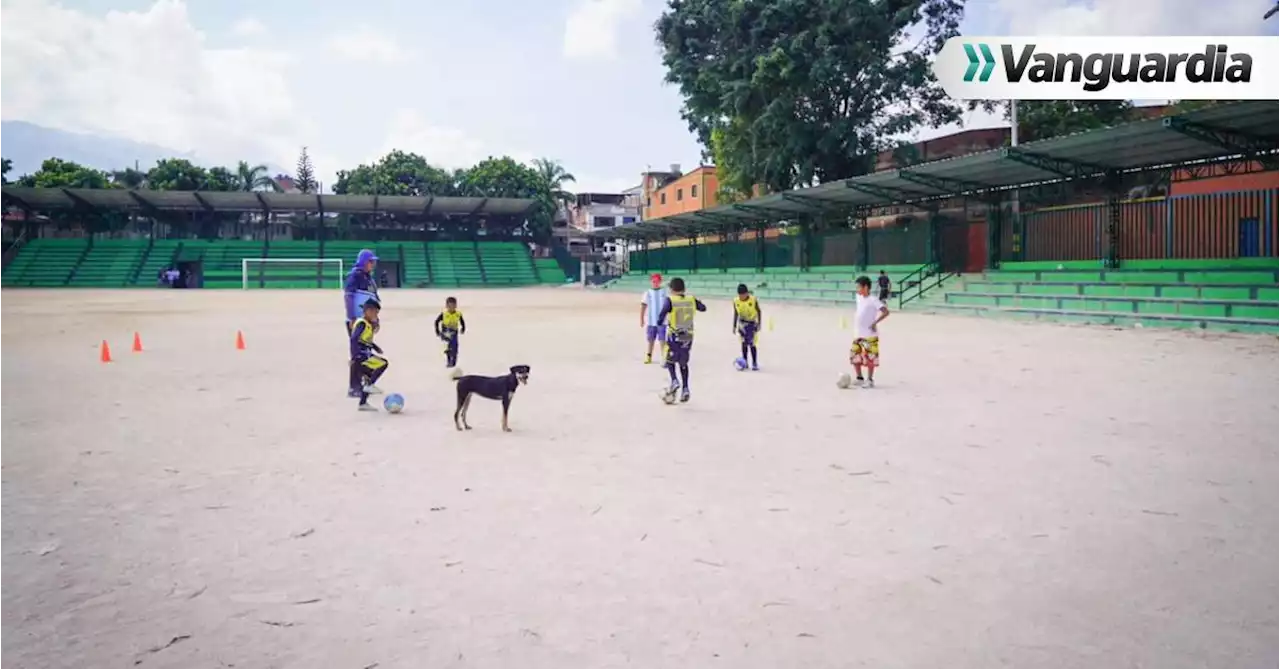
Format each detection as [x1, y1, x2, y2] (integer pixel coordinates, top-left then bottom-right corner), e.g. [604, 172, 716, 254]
[656, 0, 967, 193]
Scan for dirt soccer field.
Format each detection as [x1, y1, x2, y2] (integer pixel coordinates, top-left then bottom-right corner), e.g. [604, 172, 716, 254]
[2, 287, 1277, 669]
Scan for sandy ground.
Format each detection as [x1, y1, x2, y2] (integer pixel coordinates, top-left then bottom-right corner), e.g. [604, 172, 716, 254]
[1, 287, 1277, 669]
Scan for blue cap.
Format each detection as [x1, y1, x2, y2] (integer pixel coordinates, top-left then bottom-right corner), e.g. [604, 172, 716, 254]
[356, 249, 378, 266]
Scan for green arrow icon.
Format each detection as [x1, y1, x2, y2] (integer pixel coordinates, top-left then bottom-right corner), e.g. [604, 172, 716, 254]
[962, 43, 997, 82]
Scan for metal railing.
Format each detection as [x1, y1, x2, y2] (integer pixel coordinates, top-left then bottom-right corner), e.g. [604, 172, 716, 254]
[897, 260, 956, 310]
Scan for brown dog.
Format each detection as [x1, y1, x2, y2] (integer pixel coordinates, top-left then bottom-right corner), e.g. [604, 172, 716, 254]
[452, 365, 531, 432]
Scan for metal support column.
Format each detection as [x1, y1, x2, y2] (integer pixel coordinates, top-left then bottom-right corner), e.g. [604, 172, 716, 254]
[1103, 171, 1122, 269]
[690, 233, 699, 272]
[755, 225, 765, 271]
[857, 209, 870, 270]
[719, 226, 729, 272]
[799, 216, 813, 272]
[660, 234, 669, 273]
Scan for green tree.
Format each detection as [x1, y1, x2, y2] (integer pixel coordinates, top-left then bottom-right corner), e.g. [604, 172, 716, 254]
[462, 156, 555, 239]
[235, 161, 278, 191]
[2, 158, 11, 185]
[294, 148, 318, 194]
[332, 150, 457, 196]
[206, 166, 239, 191]
[16, 158, 112, 188]
[656, 0, 966, 193]
[146, 158, 209, 191]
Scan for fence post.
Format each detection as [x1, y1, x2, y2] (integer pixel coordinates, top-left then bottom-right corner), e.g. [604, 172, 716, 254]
[799, 216, 812, 272]
[660, 234, 669, 273]
[755, 225, 765, 271]
[1165, 196, 1175, 258]
[1265, 190, 1275, 257]
[690, 233, 698, 272]
[1103, 171, 1122, 269]
[857, 208, 869, 271]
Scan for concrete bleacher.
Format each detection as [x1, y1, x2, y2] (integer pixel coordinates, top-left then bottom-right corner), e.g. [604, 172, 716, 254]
[607, 265, 922, 304]
[477, 241, 538, 286]
[428, 241, 485, 287]
[927, 259, 1278, 333]
[534, 258, 569, 284]
[2, 238, 89, 287]
[67, 239, 145, 287]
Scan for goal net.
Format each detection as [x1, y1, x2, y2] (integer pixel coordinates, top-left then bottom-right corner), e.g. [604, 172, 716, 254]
[242, 258, 344, 289]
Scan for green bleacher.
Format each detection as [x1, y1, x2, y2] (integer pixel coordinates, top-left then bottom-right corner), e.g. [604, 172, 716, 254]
[137, 240, 183, 285]
[2, 238, 88, 287]
[478, 241, 538, 286]
[240, 240, 334, 289]
[67, 239, 145, 287]
[534, 258, 568, 284]
[927, 258, 1279, 333]
[199, 240, 266, 288]
[607, 264, 922, 303]
[428, 241, 485, 287]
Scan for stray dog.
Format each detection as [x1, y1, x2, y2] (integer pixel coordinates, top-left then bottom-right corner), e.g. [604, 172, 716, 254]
[453, 365, 531, 432]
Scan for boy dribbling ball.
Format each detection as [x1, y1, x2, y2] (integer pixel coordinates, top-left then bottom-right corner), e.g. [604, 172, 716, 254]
[732, 283, 762, 371]
[850, 276, 889, 388]
[349, 298, 389, 411]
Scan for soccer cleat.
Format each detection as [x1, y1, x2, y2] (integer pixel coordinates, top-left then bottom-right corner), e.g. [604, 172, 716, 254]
[680, 388, 691, 403]
[751, 363, 760, 371]
[347, 388, 361, 398]
[358, 403, 379, 412]
[363, 385, 384, 395]
[644, 354, 653, 364]
[853, 378, 865, 388]
[865, 379, 875, 389]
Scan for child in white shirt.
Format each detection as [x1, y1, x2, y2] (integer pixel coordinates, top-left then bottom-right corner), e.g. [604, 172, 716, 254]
[851, 275, 890, 388]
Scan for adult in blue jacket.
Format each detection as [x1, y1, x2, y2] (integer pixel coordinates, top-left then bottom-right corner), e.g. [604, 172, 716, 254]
[344, 249, 380, 395]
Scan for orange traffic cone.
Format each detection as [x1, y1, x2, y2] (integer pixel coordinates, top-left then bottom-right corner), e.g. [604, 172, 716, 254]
[132, 332, 143, 352]
[235, 330, 246, 350]
[100, 340, 113, 363]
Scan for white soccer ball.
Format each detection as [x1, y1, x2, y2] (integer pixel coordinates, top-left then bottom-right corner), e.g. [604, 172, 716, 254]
[836, 372, 853, 389]
[660, 387, 679, 405]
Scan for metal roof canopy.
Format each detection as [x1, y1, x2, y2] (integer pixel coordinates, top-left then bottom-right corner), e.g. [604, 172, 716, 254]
[597, 100, 1278, 238]
[0, 188, 537, 218]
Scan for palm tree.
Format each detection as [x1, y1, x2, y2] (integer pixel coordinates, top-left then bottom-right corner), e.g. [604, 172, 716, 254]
[236, 161, 280, 192]
[532, 158, 576, 208]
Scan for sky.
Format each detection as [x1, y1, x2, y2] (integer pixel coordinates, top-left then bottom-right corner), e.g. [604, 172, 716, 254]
[0, 0, 1274, 192]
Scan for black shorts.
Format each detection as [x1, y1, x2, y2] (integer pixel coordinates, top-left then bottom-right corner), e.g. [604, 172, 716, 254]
[878, 288, 890, 301]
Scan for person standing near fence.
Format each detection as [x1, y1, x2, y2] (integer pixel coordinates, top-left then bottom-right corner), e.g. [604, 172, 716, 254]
[877, 270, 891, 302]
[343, 249, 379, 396]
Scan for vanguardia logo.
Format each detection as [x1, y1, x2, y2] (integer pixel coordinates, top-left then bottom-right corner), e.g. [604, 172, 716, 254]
[961, 43, 1253, 92]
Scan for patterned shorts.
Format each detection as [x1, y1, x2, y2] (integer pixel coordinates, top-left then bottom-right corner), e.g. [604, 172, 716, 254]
[850, 337, 880, 366]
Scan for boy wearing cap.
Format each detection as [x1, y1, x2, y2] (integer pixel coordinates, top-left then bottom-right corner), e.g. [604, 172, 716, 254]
[640, 273, 668, 364]
[343, 249, 379, 396]
[349, 298, 389, 411]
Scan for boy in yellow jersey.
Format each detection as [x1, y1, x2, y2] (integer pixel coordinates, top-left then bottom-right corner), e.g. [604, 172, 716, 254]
[434, 296, 466, 368]
[349, 299, 389, 411]
[656, 277, 707, 402]
[731, 283, 762, 371]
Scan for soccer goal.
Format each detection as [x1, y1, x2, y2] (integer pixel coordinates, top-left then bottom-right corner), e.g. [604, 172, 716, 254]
[242, 258, 344, 290]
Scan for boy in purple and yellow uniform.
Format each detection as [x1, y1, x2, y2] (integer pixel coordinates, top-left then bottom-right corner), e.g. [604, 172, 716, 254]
[349, 298, 389, 411]
[732, 283, 762, 371]
[343, 249, 379, 396]
[433, 296, 466, 368]
[656, 277, 707, 403]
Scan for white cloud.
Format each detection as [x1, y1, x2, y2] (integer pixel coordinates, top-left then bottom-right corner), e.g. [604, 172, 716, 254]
[371, 109, 536, 171]
[993, 0, 1268, 37]
[326, 26, 414, 64]
[1, 0, 309, 179]
[230, 16, 267, 38]
[562, 0, 642, 61]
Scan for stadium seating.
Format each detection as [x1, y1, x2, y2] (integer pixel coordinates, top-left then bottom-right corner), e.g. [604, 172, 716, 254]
[201, 240, 267, 289]
[925, 258, 1279, 333]
[428, 241, 485, 287]
[477, 241, 538, 286]
[2, 238, 89, 287]
[534, 258, 569, 284]
[67, 239, 146, 287]
[242, 240, 330, 289]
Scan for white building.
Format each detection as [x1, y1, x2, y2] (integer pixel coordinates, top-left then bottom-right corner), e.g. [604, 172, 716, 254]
[568, 191, 640, 259]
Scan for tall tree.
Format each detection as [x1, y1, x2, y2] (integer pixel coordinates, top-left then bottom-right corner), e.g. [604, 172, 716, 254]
[16, 158, 112, 188]
[206, 166, 239, 192]
[656, 0, 967, 193]
[332, 150, 456, 196]
[236, 161, 278, 192]
[531, 158, 576, 211]
[463, 156, 555, 240]
[146, 158, 209, 191]
[294, 148, 318, 194]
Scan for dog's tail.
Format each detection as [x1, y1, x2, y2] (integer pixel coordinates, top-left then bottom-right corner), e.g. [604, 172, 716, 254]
[449, 367, 465, 381]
